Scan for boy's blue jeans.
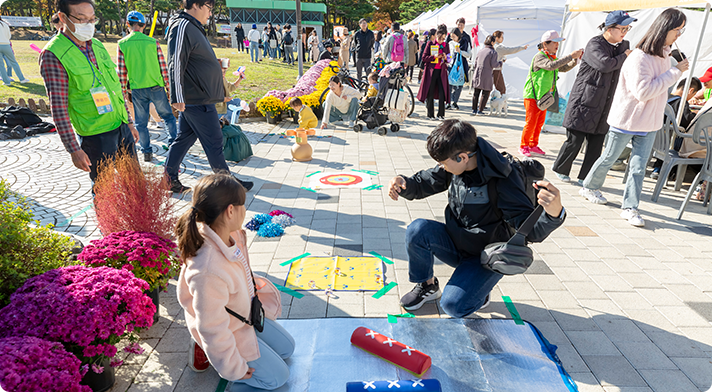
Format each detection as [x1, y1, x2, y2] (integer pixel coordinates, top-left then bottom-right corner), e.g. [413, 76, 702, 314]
[406, 218, 502, 318]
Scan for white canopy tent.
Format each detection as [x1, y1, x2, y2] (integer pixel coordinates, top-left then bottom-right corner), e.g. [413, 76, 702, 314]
[409, 1, 461, 31]
[558, 0, 711, 126]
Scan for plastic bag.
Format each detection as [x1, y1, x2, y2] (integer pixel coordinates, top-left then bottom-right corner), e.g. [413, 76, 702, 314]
[448, 54, 465, 87]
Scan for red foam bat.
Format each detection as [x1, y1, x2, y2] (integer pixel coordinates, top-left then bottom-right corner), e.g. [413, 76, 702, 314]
[350, 326, 431, 376]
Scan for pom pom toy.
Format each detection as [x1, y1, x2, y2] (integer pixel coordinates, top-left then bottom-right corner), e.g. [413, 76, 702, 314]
[272, 214, 296, 227]
[245, 218, 262, 231]
[233, 65, 246, 79]
[269, 210, 294, 218]
[257, 222, 285, 237]
[350, 327, 431, 376]
[254, 213, 273, 224]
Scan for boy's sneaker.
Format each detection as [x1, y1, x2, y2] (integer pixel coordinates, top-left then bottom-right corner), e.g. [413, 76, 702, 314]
[170, 179, 191, 193]
[579, 187, 607, 204]
[20, 79, 30, 83]
[650, 167, 660, 180]
[400, 278, 441, 311]
[519, 147, 531, 157]
[530, 146, 546, 155]
[188, 339, 210, 372]
[554, 171, 571, 182]
[621, 208, 645, 227]
[478, 294, 491, 311]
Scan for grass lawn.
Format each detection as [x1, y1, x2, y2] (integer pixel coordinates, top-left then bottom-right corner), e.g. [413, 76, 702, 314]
[0, 40, 306, 106]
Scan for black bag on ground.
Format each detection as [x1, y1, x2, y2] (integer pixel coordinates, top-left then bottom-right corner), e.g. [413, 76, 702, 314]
[222, 124, 253, 162]
[481, 152, 546, 275]
[0, 106, 42, 128]
[25, 122, 56, 136]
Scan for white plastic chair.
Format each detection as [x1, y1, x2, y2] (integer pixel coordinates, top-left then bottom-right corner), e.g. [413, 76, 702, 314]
[676, 110, 712, 219]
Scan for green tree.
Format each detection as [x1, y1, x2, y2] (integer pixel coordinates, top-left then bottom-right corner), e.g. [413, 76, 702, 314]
[398, 0, 451, 25]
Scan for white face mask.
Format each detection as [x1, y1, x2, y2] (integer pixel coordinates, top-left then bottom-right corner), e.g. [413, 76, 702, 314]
[72, 22, 95, 42]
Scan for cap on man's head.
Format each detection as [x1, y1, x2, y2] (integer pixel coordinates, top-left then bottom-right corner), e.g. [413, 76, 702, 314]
[701, 67, 712, 83]
[127, 11, 145, 24]
[605, 10, 637, 27]
[541, 30, 564, 43]
[252, 23, 257, 29]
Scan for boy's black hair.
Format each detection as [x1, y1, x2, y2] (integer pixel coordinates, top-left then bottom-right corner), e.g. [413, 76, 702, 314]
[329, 75, 341, 85]
[183, 0, 214, 10]
[56, 0, 94, 17]
[426, 120, 479, 162]
[289, 97, 302, 107]
[677, 77, 702, 92]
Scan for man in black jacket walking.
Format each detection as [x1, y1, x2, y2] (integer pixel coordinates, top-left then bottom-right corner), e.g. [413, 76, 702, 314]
[353, 18, 374, 80]
[165, 0, 253, 192]
[388, 120, 565, 317]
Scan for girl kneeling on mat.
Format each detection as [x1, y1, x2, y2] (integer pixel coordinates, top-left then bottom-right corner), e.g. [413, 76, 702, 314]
[176, 173, 294, 390]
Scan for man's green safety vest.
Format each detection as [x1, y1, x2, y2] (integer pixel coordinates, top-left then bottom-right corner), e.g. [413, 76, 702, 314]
[45, 34, 127, 137]
[117, 31, 164, 90]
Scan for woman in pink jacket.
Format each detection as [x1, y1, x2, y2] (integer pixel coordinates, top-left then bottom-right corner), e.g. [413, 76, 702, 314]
[579, 8, 690, 227]
[176, 173, 294, 390]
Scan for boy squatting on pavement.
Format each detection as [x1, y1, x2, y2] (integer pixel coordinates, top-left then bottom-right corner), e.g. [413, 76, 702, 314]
[388, 120, 566, 317]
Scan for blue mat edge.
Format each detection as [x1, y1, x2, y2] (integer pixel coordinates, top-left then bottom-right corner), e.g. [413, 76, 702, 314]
[523, 320, 579, 392]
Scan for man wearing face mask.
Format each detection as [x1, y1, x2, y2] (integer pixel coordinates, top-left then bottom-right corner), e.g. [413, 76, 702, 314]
[164, 0, 253, 193]
[40, 0, 139, 183]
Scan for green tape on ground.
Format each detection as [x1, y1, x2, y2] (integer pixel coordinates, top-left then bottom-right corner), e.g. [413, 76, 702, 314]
[387, 312, 415, 323]
[279, 252, 311, 266]
[274, 283, 304, 299]
[300, 186, 317, 193]
[352, 169, 379, 176]
[154, 160, 165, 167]
[215, 378, 228, 392]
[55, 203, 93, 228]
[369, 251, 394, 265]
[502, 296, 524, 325]
[305, 171, 322, 178]
[366, 185, 383, 191]
[372, 282, 397, 299]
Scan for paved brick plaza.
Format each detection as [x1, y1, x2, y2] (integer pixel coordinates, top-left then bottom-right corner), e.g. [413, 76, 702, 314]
[1, 92, 712, 392]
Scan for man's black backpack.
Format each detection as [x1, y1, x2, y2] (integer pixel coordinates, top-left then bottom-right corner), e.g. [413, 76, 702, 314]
[0, 106, 42, 128]
[481, 152, 546, 275]
[283, 32, 294, 45]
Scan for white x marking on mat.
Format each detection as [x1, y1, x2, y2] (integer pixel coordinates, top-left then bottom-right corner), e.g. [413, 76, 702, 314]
[363, 381, 376, 389]
[412, 379, 424, 387]
[366, 330, 379, 339]
[401, 346, 414, 356]
[383, 338, 396, 347]
[388, 380, 401, 388]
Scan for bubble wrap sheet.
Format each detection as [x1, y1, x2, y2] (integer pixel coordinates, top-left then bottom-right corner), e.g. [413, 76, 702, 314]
[228, 318, 576, 392]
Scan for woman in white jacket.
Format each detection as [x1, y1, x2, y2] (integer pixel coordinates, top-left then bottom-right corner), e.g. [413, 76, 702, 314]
[579, 8, 690, 227]
[176, 173, 294, 390]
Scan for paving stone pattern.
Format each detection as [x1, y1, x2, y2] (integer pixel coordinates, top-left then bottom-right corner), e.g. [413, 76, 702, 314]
[2, 92, 712, 392]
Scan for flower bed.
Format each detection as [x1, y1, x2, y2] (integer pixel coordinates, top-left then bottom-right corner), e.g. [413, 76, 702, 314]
[0, 266, 155, 371]
[256, 59, 338, 118]
[78, 231, 179, 292]
[0, 336, 91, 392]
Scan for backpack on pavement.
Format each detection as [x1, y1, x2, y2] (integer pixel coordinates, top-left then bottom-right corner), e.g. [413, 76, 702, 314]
[391, 34, 405, 62]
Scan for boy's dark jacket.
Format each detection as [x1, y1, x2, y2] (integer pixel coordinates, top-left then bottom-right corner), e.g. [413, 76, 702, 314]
[399, 137, 566, 258]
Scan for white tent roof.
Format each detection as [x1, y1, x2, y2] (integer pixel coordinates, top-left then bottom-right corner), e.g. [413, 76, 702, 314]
[415, 2, 460, 30]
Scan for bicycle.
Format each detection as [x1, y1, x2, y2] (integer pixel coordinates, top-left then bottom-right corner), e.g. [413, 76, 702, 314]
[319, 64, 415, 117]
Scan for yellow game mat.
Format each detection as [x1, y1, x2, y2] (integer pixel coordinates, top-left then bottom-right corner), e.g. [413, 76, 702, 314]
[285, 256, 385, 291]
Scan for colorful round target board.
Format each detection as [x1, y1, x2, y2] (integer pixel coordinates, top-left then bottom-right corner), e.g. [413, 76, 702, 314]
[309, 172, 372, 189]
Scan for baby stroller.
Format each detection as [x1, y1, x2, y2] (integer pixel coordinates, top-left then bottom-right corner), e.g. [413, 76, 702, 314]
[356, 67, 411, 135]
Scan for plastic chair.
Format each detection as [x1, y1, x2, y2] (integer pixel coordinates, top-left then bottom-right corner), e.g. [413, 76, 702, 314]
[677, 110, 712, 219]
[650, 105, 705, 202]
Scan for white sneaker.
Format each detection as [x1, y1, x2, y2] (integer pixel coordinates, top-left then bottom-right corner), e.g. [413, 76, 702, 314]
[19, 79, 29, 83]
[554, 171, 571, 182]
[579, 187, 607, 204]
[621, 208, 645, 227]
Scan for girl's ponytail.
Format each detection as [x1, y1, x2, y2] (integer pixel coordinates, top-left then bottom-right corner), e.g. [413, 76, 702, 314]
[174, 173, 246, 262]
